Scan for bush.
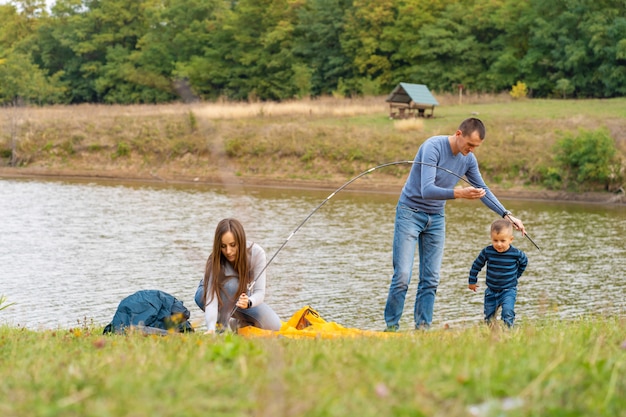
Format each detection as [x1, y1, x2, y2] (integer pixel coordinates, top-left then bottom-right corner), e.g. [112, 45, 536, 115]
[510, 81, 528, 99]
[112, 141, 131, 159]
[555, 78, 574, 99]
[553, 128, 623, 191]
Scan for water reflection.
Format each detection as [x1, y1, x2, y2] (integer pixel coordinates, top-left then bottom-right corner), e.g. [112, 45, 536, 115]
[1, 178, 624, 331]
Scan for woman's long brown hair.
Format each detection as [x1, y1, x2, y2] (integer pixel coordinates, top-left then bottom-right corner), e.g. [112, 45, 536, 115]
[202, 218, 252, 307]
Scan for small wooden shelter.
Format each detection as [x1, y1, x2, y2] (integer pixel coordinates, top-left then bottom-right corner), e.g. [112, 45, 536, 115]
[386, 83, 439, 119]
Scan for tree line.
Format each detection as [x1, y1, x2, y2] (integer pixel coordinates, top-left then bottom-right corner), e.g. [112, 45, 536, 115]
[1, 0, 625, 105]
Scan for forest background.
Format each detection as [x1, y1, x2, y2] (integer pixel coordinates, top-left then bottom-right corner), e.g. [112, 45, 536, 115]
[0, 0, 624, 197]
[1, 0, 625, 104]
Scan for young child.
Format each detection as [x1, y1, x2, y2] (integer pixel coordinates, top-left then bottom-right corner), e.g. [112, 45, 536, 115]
[468, 219, 528, 327]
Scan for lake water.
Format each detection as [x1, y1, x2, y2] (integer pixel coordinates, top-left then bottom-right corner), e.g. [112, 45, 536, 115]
[1, 178, 624, 331]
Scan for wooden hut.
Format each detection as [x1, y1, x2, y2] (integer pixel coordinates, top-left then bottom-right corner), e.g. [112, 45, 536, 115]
[386, 83, 439, 119]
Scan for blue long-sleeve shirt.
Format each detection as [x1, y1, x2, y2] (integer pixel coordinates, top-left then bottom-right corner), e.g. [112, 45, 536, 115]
[468, 245, 528, 291]
[398, 135, 507, 215]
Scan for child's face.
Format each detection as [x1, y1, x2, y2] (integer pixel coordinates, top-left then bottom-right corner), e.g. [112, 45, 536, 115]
[491, 229, 514, 253]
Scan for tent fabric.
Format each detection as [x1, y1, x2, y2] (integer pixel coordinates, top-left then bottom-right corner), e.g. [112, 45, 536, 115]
[237, 305, 399, 339]
[103, 290, 193, 334]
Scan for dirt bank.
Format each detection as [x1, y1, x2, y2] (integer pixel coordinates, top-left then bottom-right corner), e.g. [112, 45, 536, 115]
[1, 166, 624, 205]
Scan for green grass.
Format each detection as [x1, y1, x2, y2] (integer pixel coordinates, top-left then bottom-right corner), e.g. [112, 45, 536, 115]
[1, 317, 624, 417]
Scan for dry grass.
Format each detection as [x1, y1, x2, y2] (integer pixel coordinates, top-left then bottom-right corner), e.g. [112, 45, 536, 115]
[393, 118, 425, 132]
[1, 95, 624, 193]
[0, 93, 505, 123]
[194, 95, 386, 119]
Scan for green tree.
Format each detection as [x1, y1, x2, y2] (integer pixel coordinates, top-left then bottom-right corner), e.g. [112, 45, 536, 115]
[0, 0, 48, 51]
[471, 0, 529, 92]
[0, 1, 65, 104]
[411, 0, 489, 93]
[293, 0, 353, 97]
[519, 0, 626, 98]
[41, 0, 166, 103]
[134, 0, 224, 102]
[555, 78, 574, 98]
[86, 0, 167, 103]
[184, 0, 300, 101]
[340, 0, 395, 95]
[3, 0, 626, 103]
[580, 2, 626, 97]
[382, 0, 442, 87]
[0, 53, 65, 105]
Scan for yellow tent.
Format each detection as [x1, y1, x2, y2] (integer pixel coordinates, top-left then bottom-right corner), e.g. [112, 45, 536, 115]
[238, 306, 399, 339]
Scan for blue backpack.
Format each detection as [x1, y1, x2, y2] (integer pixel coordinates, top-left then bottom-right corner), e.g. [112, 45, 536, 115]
[103, 290, 194, 334]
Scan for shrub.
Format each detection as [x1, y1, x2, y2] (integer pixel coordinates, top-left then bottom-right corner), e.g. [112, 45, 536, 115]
[555, 78, 574, 99]
[553, 128, 623, 191]
[112, 141, 130, 159]
[224, 137, 249, 157]
[510, 81, 528, 99]
[187, 110, 197, 132]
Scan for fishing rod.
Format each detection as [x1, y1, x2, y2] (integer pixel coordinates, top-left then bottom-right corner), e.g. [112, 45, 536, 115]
[224, 161, 413, 327]
[225, 160, 541, 328]
[416, 162, 542, 252]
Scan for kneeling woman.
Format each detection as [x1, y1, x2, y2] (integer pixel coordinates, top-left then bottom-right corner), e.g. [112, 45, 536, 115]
[195, 218, 282, 333]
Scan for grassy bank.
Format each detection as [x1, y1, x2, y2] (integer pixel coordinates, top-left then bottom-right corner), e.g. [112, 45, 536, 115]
[0, 95, 625, 197]
[1, 317, 624, 417]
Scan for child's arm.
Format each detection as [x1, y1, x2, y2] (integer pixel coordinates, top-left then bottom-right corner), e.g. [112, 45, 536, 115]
[468, 248, 487, 291]
[517, 250, 529, 278]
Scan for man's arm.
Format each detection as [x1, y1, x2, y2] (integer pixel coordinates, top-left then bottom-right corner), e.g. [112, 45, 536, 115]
[465, 159, 527, 235]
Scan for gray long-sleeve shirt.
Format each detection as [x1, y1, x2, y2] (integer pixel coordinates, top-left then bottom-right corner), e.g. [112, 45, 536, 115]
[398, 135, 507, 216]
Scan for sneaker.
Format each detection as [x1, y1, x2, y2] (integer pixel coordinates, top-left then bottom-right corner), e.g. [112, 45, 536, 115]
[228, 317, 239, 332]
[383, 325, 399, 332]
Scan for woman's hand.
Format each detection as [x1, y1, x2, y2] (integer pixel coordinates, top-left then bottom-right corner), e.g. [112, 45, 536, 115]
[236, 293, 250, 309]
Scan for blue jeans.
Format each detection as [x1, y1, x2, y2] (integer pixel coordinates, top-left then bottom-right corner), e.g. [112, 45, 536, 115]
[194, 278, 282, 331]
[384, 204, 445, 329]
[484, 287, 517, 327]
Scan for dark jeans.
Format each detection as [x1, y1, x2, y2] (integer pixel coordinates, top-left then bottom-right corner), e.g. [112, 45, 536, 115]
[484, 287, 517, 327]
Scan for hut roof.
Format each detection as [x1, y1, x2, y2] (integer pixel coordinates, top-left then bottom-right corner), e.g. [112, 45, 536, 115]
[386, 83, 439, 106]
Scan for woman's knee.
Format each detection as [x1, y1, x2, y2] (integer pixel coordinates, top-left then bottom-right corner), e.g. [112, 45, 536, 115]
[239, 305, 281, 331]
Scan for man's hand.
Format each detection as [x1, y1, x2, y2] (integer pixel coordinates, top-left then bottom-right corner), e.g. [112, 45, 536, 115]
[454, 186, 486, 200]
[505, 214, 527, 236]
[468, 284, 478, 292]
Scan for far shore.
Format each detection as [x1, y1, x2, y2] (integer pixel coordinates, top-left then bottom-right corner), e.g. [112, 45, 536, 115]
[1, 166, 624, 206]
[2, 98, 624, 207]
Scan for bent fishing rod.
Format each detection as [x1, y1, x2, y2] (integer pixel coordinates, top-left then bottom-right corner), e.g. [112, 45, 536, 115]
[226, 160, 541, 325]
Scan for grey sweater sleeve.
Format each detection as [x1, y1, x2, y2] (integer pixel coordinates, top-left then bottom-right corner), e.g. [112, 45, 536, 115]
[247, 243, 267, 307]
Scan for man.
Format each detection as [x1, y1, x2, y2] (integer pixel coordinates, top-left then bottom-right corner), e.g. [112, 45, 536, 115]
[384, 118, 526, 331]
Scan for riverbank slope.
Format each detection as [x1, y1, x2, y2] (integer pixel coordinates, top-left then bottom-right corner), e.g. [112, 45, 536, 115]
[1, 96, 624, 204]
[1, 165, 624, 205]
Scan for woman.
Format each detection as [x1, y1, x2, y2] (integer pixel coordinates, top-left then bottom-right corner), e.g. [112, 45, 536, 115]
[194, 218, 282, 333]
